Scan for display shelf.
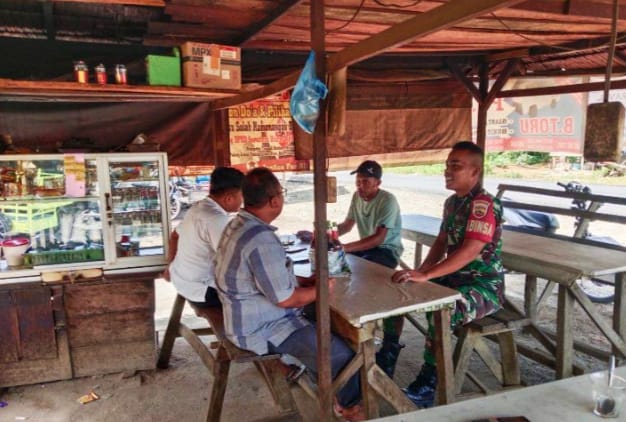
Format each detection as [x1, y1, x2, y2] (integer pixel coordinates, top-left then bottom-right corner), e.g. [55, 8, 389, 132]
[112, 209, 161, 214]
[0, 78, 239, 103]
[0, 195, 100, 202]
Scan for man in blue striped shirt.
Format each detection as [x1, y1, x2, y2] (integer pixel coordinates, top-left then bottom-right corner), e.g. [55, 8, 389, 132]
[215, 167, 363, 420]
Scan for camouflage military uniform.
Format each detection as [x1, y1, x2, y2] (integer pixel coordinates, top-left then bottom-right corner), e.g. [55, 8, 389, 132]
[423, 185, 504, 365]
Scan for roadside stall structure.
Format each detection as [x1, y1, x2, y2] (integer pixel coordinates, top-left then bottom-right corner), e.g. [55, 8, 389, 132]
[2, 1, 626, 420]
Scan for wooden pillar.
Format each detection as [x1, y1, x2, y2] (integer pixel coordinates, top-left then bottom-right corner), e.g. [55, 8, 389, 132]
[311, 2, 332, 421]
[556, 285, 574, 379]
[211, 108, 230, 166]
[476, 62, 489, 152]
[328, 67, 347, 136]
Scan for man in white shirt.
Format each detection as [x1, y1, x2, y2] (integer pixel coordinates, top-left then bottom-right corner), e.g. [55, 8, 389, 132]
[166, 167, 244, 307]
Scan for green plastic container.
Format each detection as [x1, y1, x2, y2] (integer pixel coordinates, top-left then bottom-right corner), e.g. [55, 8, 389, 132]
[146, 48, 181, 86]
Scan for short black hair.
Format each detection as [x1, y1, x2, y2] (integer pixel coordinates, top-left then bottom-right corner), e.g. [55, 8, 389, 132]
[209, 167, 244, 196]
[242, 167, 281, 208]
[452, 141, 484, 166]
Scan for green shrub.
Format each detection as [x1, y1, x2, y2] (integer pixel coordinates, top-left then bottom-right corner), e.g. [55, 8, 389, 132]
[486, 151, 551, 167]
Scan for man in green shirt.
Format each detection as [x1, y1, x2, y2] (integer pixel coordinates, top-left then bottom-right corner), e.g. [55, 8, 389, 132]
[337, 160, 405, 378]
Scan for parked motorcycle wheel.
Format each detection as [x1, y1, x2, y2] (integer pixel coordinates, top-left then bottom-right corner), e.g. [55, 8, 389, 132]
[170, 196, 182, 220]
[576, 277, 614, 304]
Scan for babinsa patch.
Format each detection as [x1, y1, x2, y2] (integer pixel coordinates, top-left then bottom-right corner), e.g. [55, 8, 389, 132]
[472, 200, 490, 218]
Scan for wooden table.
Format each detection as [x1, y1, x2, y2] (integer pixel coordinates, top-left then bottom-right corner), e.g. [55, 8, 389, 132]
[295, 253, 461, 418]
[401, 214, 626, 378]
[373, 365, 626, 421]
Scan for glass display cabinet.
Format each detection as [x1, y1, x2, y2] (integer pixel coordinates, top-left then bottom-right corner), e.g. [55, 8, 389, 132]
[0, 152, 170, 282]
[0, 152, 169, 388]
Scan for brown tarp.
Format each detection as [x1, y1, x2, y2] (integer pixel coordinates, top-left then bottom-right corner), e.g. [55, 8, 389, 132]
[0, 102, 215, 166]
[295, 80, 471, 159]
[0, 79, 470, 167]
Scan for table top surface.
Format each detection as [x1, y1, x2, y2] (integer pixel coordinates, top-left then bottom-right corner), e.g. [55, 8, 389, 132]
[295, 253, 460, 327]
[373, 366, 626, 422]
[401, 213, 626, 279]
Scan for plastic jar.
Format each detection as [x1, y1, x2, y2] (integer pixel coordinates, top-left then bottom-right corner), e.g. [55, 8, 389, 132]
[115, 64, 127, 84]
[95, 64, 107, 84]
[74, 61, 88, 83]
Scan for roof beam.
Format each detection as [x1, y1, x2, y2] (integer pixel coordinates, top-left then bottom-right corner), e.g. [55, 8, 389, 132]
[236, 0, 305, 47]
[447, 60, 482, 101]
[484, 58, 519, 106]
[50, 0, 165, 6]
[327, 0, 527, 72]
[498, 79, 626, 98]
[487, 35, 626, 63]
[511, 0, 626, 20]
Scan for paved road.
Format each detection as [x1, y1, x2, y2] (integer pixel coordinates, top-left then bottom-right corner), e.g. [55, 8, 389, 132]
[330, 171, 626, 217]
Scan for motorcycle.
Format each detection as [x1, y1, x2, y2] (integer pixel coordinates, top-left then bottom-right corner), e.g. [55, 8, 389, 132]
[503, 181, 624, 304]
[168, 177, 209, 220]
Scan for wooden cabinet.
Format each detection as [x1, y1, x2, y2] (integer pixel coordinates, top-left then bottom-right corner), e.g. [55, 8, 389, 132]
[0, 272, 156, 388]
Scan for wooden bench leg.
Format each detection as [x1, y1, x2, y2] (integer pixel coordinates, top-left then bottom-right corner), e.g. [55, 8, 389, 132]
[157, 294, 186, 369]
[255, 359, 300, 418]
[473, 337, 505, 384]
[452, 329, 476, 394]
[498, 331, 520, 386]
[207, 346, 231, 422]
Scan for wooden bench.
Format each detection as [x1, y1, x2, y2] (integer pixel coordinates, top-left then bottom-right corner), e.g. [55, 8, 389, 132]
[496, 183, 626, 228]
[157, 294, 301, 422]
[453, 308, 526, 396]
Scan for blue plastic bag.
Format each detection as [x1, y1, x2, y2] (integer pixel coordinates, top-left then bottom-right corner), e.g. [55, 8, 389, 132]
[289, 51, 328, 134]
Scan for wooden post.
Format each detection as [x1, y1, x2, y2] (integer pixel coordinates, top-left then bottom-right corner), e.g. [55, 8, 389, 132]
[524, 275, 538, 323]
[556, 285, 574, 379]
[476, 62, 489, 152]
[434, 308, 454, 405]
[212, 108, 230, 166]
[311, 2, 332, 421]
[328, 67, 347, 136]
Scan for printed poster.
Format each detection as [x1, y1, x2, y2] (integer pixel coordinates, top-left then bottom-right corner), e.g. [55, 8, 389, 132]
[228, 92, 310, 172]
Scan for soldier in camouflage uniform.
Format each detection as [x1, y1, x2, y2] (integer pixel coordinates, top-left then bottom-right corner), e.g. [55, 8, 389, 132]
[391, 141, 504, 408]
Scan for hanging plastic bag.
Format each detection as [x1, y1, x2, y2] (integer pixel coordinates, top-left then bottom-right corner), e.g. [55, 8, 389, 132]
[289, 51, 328, 134]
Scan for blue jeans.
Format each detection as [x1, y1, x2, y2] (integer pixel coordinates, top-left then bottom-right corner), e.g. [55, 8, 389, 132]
[268, 324, 361, 408]
[350, 247, 398, 269]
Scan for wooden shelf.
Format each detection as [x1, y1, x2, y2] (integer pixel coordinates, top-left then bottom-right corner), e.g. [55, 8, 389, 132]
[0, 78, 238, 103]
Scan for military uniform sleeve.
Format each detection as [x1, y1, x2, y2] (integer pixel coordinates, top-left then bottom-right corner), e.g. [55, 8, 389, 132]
[464, 194, 497, 243]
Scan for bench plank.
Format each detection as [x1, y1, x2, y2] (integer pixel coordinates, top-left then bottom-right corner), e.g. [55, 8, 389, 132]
[497, 184, 626, 206]
[500, 200, 626, 225]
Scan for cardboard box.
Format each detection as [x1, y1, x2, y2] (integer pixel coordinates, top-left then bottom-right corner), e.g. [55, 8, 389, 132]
[146, 49, 181, 86]
[180, 42, 241, 90]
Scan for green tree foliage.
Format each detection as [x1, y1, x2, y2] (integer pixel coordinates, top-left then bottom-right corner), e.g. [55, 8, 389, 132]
[486, 151, 551, 167]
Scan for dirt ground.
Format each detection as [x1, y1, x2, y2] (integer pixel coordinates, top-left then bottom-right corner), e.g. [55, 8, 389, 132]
[0, 172, 623, 422]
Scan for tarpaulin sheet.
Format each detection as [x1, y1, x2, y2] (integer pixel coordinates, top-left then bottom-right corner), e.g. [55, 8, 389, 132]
[0, 102, 215, 166]
[295, 80, 471, 160]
